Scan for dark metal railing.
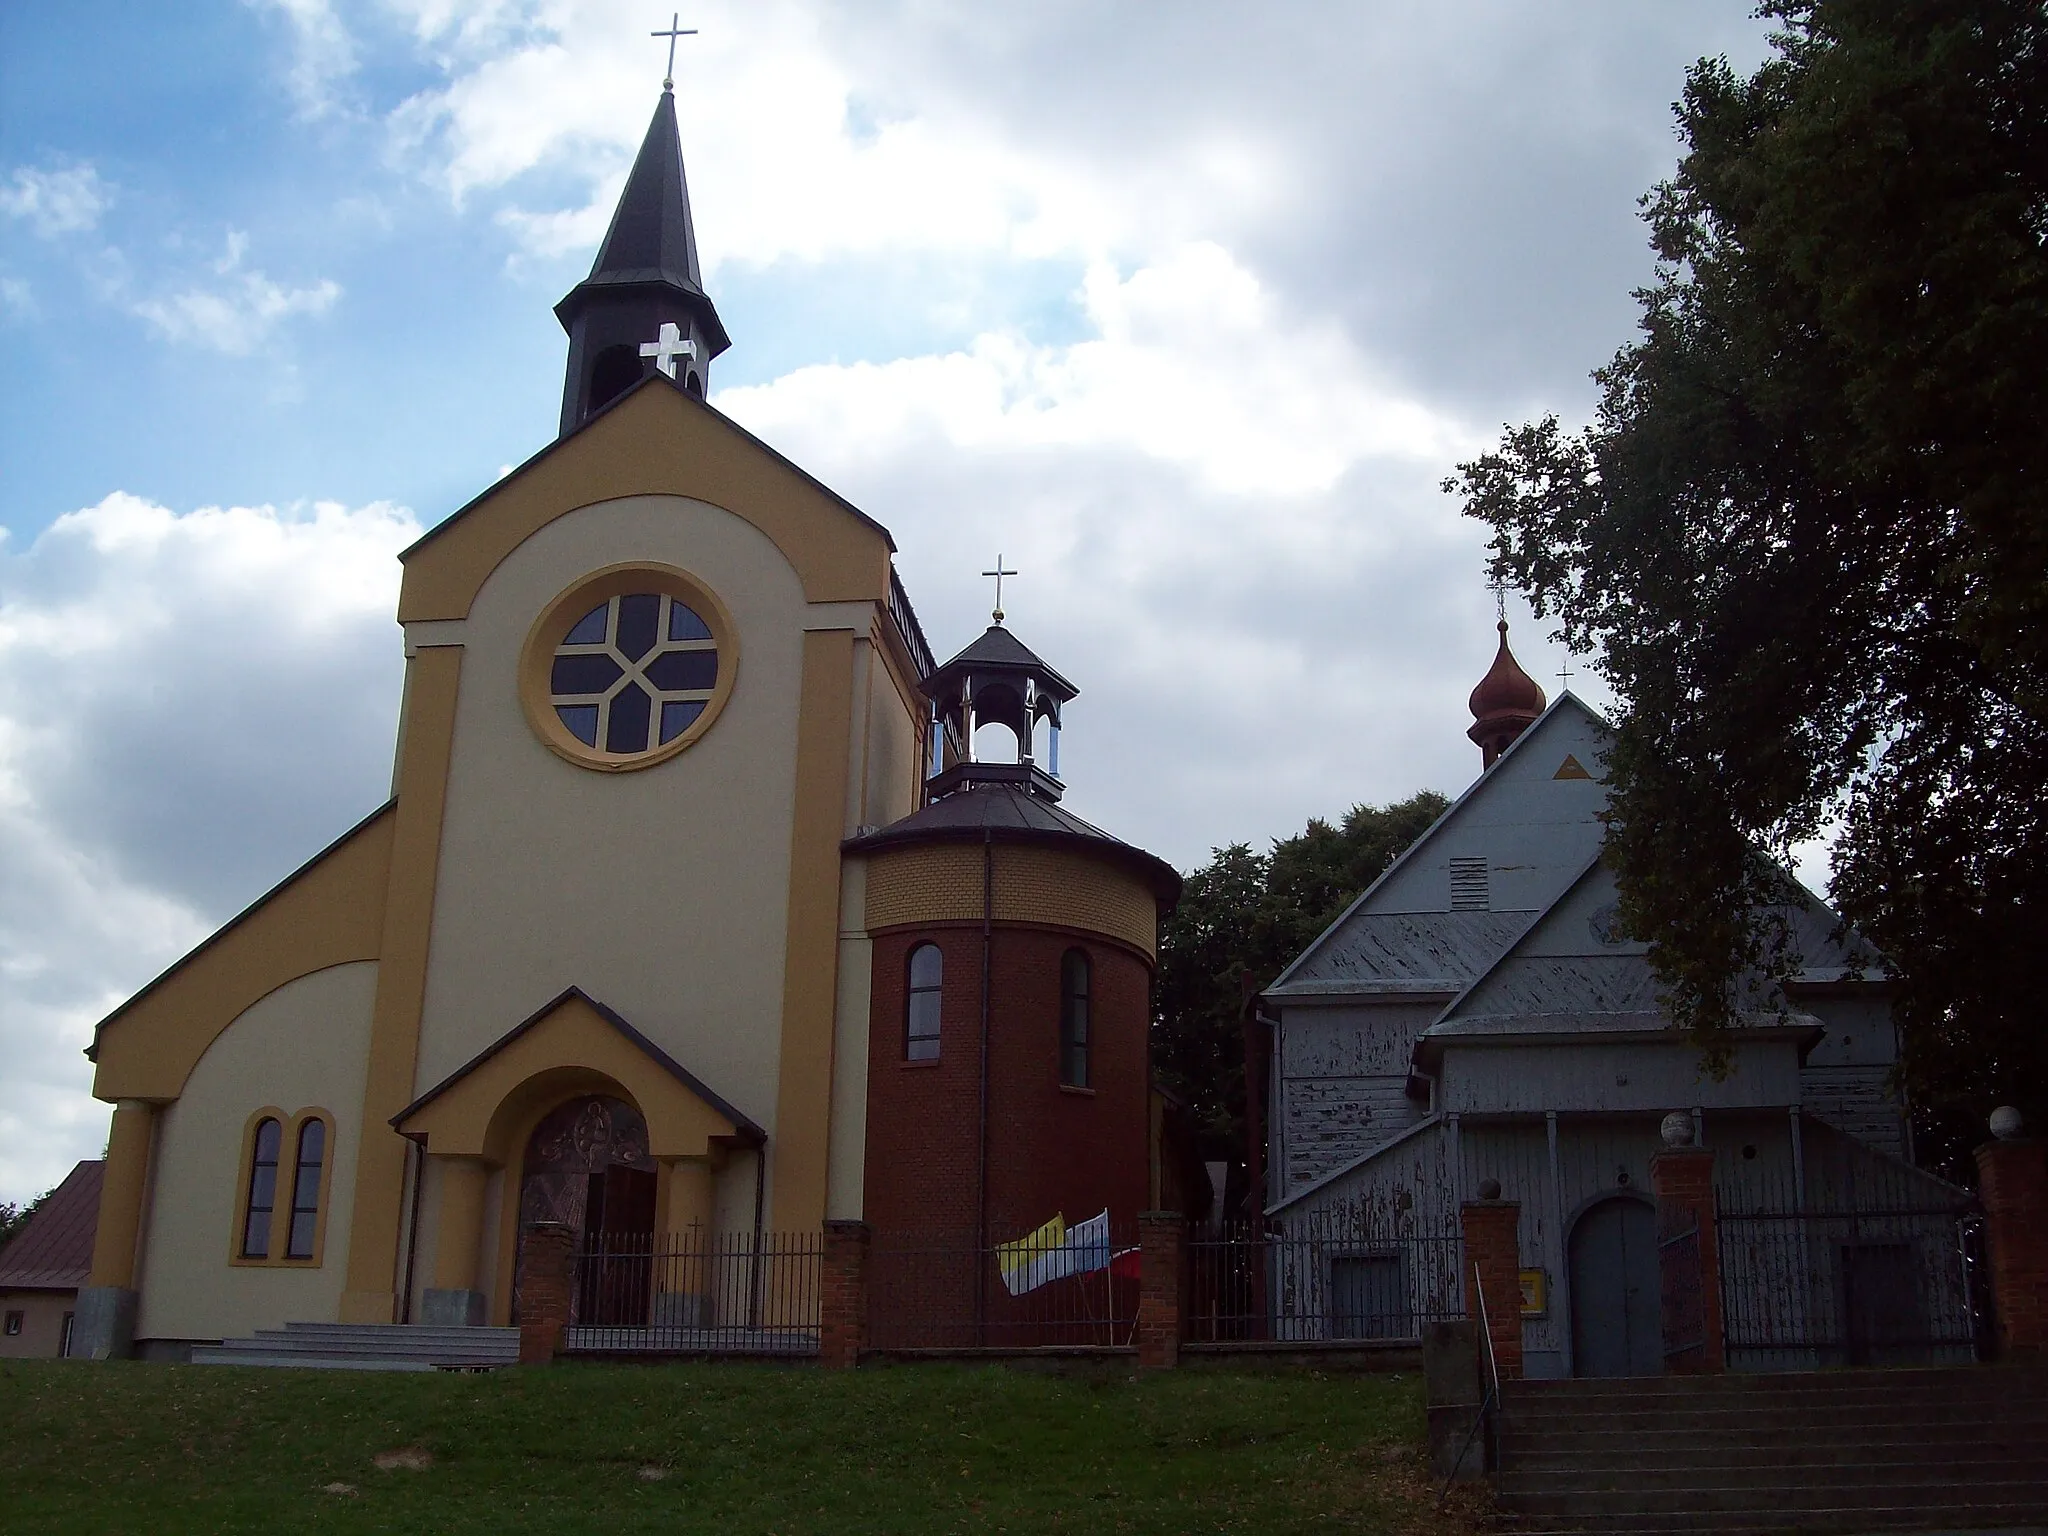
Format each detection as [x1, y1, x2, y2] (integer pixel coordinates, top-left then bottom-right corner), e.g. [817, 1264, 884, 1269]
[562, 1230, 822, 1356]
[887, 566, 936, 680]
[1716, 1178, 1985, 1368]
[1186, 1220, 1464, 1344]
[868, 1219, 1140, 1350]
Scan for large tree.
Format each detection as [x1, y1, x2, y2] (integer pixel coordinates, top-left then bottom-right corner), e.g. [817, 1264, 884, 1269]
[1453, 0, 2048, 1171]
[1152, 792, 1449, 1156]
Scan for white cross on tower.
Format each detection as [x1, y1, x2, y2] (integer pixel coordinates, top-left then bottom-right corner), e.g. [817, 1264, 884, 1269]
[640, 321, 696, 380]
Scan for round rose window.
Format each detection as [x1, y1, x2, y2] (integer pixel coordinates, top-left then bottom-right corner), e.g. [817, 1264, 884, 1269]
[548, 592, 720, 755]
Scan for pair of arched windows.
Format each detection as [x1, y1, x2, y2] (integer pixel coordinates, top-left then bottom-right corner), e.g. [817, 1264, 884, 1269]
[239, 1111, 331, 1263]
[900, 942, 1091, 1088]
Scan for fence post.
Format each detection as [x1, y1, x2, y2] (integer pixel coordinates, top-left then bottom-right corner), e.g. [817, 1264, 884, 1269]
[1459, 1181, 1522, 1380]
[517, 1221, 574, 1365]
[1137, 1211, 1184, 1368]
[1976, 1107, 2048, 1360]
[819, 1219, 870, 1369]
[1650, 1113, 1725, 1373]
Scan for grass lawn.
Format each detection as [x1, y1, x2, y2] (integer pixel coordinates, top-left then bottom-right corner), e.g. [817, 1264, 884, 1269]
[0, 1358, 1474, 1534]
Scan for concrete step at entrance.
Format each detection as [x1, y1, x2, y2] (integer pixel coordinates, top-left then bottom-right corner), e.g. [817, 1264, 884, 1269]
[193, 1322, 520, 1370]
[1503, 1481, 2048, 1520]
[1502, 1435, 2045, 1474]
[1492, 1367, 2048, 1533]
[1495, 1508, 2048, 1535]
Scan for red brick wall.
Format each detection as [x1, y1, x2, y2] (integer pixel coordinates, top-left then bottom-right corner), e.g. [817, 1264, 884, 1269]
[1459, 1200, 1522, 1381]
[1976, 1136, 2048, 1358]
[863, 924, 1153, 1238]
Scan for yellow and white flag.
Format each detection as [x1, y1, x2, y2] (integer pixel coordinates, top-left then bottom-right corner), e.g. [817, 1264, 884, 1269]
[995, 1211, 1112, 1296]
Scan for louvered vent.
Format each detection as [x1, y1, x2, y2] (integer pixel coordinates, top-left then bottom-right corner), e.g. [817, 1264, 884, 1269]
[1449, 856, 1489, 911]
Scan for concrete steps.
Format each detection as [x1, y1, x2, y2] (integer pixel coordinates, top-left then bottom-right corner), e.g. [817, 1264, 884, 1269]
[1493, 1366, 2048, 1534]
[191, 1322, 520, 1371]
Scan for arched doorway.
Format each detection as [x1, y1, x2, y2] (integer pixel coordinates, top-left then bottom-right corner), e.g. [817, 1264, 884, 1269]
[1569, 1195, 1661, 1377]
[515, 1094, 657, 1325]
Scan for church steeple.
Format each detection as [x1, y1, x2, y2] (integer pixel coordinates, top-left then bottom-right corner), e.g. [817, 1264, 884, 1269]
[1467, 617, 1547, 768]
[554, 86, 731, 435]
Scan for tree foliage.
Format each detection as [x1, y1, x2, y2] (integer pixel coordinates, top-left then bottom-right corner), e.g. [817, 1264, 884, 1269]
[0, 1189, 52, 1255]
[1152, 792, 1449, 1156]
[1451, 0, 2048, 1166]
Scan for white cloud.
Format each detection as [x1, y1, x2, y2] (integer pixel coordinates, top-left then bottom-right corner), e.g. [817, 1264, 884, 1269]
[246, 0, 359, 117]
[0, 493, 418, 1204]
[133, 231, 342, 354]
[721, 243, 1480, 498]
[0, 163, 111, 238]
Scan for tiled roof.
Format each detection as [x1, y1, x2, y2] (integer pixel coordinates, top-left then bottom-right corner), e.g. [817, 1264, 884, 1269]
[0, 1160, 101, 1290]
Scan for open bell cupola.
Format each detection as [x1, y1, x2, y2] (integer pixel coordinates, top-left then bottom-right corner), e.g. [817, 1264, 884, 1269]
[921, 623, 1079, 804]
[555, 86, 731, 434]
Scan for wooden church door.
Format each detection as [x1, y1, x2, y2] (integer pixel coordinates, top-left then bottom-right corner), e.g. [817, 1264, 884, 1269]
[515, 1095, 659, 1328]
[1568, 1196, 1662, 1376]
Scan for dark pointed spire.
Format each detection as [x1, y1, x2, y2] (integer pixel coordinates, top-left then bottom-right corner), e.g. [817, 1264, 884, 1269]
[554, 89, 730, 434]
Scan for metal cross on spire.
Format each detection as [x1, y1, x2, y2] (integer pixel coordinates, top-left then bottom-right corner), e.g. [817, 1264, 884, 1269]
[651, 12, 697, 91]
[1557, 656, 1575, 689]
[982, 555, 1018, 625]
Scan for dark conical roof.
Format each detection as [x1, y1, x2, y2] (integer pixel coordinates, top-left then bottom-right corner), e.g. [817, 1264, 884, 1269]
[844, 784, 1180, 904]
[923, 624, 1077, 702]
[555, 90, 729, 356]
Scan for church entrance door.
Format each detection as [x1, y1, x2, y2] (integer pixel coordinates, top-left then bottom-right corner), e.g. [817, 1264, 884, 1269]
[515, 1095, 658, 1327]
[1569, 1196, 1661, 1377]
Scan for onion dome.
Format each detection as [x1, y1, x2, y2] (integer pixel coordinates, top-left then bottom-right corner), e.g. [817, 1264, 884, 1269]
[1467, 619, 1547, 767]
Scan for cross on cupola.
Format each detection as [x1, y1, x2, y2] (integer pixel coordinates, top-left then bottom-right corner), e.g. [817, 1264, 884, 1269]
[981, 554, 1017, 625]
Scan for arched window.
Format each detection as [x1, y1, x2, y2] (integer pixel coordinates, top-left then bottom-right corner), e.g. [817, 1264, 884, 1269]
[1060, 949, 1091, 1088]
[586, 344, 644, 416]
[241, 1117, 283, 1258]
[906, 943, 943, 1061]
[285, 1118, 326, 1260]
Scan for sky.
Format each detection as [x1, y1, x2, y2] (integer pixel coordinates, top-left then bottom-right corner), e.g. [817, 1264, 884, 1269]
[0, 0, 1780, 1206]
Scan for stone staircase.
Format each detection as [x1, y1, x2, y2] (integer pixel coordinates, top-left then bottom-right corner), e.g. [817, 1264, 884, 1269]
[191, 1322, 521, 1371]
[1493, 1366, 2048, 1533]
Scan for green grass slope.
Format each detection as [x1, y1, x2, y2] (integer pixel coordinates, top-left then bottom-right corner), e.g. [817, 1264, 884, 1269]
[0, 1360, 1463, 1534]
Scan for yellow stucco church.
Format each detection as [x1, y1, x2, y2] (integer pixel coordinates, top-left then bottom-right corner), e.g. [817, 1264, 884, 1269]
[72, 84, 1182, 1361]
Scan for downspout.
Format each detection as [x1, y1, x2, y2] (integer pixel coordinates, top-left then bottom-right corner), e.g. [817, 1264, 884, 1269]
[748, 1140, 767, 1329]
[398, 1133, 426, 1325]
[976, 823, 994, 1341]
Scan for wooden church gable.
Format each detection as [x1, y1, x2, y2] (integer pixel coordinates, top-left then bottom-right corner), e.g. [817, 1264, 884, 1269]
[397, 372, 899, 624]
[1269, 696, 1613, 996]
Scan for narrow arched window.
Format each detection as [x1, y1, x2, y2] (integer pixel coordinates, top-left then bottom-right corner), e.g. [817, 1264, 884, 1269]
[1060, 949, 1091, 1088]
[906, 943, 943, 1060]
[286, 1119, 326, 1260]
[242, 1117, 283, 1258]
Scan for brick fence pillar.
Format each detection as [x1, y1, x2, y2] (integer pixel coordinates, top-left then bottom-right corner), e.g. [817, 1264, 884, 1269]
[1650, 1115, 1725, 1374]
[1460, 1184, 1522, 1381]
[819, 1219, 870, 1369]
[516, 1221, 574, 1365]
[1976, 1108, 2048, 1360]
[1136, 1211, 1184, 1369]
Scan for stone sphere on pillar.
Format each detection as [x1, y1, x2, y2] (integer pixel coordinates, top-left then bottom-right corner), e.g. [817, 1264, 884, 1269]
[1990, 1105, 2025, 1142]
[1660, 1111, 1696, 1148]
[1477, 1178, 1502, 1200]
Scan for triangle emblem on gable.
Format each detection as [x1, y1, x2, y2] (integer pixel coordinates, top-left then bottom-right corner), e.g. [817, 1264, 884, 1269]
[1554, 754, 1593, 781]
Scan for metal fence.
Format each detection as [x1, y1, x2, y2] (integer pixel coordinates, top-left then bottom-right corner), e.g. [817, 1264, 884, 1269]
[868, 1220, 1141, 1351]
[561, 1230, 823, 1356]
[1187, 1221, 1465, 1344]
[1716, 1164, 1987, 1369]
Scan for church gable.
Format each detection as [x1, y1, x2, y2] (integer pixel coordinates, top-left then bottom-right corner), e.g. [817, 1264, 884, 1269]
[397, 375, 899, 625]
[1270, 696, 1612, 994]
[90, 803, 394, 1102]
